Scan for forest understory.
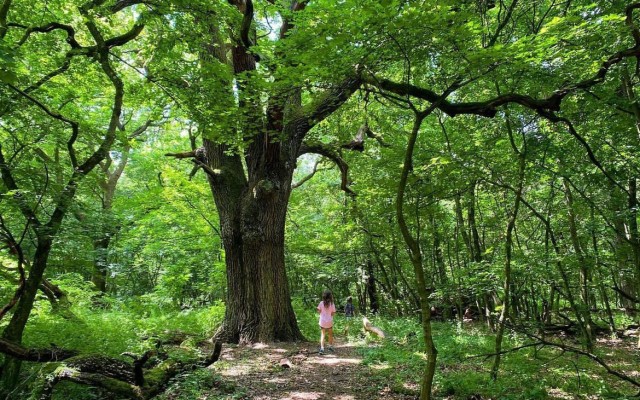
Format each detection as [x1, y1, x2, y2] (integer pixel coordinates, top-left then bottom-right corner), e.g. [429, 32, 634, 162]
[3, 0, 640, 399]
[3, 303, 638, 400]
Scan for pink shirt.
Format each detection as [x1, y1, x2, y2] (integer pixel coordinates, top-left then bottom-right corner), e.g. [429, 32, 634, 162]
[317, 301, 336, 328]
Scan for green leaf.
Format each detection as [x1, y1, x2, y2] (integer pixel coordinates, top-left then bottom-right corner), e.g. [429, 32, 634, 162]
[0, 69, 17, 84]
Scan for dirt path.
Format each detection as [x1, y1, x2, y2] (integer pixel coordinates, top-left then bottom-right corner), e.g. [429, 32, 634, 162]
[209, 339, 414, 400]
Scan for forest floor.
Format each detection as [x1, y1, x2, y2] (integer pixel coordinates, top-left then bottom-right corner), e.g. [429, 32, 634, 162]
[207, 338, 416, 400]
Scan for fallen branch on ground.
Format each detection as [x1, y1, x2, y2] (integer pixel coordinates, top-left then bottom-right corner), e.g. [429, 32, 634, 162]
[0, 336, 222, 400]
[363, 317, 385, 339]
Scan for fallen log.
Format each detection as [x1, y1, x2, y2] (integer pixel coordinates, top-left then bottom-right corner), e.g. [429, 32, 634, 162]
[37, 366, 144, 400]
[363, 317, 385, 339]
[0, 338, 222, 400]
[0, 332, 223, 400]
[0, 338, 78, 361]
[22, 341, 223, 400]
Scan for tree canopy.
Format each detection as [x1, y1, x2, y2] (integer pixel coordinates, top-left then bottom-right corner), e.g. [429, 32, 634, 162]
[1, 0, 640, 399]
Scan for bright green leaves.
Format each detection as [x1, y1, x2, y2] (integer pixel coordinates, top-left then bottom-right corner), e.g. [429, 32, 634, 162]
[0, 44, 17, 84]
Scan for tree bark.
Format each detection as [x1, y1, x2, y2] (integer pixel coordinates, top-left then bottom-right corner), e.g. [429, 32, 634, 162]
[204, 137, 304, 343]
[92, 235, 111, 292]
[190, 2, 361, 343]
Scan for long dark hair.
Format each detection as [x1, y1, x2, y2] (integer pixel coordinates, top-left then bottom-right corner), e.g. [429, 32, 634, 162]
[322, 290, 334, 307]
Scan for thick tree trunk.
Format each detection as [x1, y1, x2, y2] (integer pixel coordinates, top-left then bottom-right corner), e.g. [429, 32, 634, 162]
[192, 0, 360, 344]
[204, 138, 304, 343]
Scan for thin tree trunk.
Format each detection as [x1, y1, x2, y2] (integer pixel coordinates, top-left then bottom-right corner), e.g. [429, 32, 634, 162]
[621, 65, 640, 348]
[366, 259, 379, 314]
[591, 206, 617, 334]
[1, 240, 52, 391]
[92, 235, 111, 292]
[519, 189, 592, 349]
[491, 127, 526, 380]
[469, 181, 483, 263]
[562, 178, 594, 351]
[396, 111, 437, 400]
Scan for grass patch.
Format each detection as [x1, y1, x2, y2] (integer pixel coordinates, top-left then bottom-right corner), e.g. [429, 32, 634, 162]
[350, 318, 639, 399]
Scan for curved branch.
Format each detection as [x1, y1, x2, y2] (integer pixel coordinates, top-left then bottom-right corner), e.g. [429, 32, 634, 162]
[488, 0, 519, 47]
[105, 23, 145, 48]
[111, 0, 157, 13]
[626, 3, 640, 46]
[165, 150, 197, 159]
[539, 111, 628, 194]
[6, 84, 80, 148]
[612, 284, 640, 304]
[522, 331, 640, 390]
[365, 128, 390, 149]
[23, 56, 72, 95]
[45, 7, 128, 233]
[291, 159, 328, 189]
[365, 43, 640, 118]
[165, 149, 221, 180]
[240, 0, 253, 50]
[6, 83, 81, 168]
[350, 123, 391, 149]
[39, 368, 144, 400]
[0, 143, 42, 226]
[16, 22, 82, 48]
[298, 143, 355, 196]
[305, 76, 362, 131]
[0, 215, 26, 321]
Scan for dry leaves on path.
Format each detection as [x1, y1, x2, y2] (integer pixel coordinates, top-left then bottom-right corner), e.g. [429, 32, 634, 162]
[208, 339, 414, 400]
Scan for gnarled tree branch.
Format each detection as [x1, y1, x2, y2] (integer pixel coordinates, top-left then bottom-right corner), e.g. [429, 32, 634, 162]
[105, 23, 145, 48]
[298, 143, 355, 196]
[16, 22, 82, 48]
[291, 159, 328, 189]
[305, 76, 363, 132]
[364, 42, 640, 118]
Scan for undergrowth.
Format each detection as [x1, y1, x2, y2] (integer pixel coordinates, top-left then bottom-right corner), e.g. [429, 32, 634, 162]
[3, 292, 638, 400]
[350, 316, 639, 399]
[0, 276, 225, 400]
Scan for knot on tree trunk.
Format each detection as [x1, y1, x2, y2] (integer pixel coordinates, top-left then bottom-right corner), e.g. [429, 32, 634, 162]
[252, 179, 279, 198]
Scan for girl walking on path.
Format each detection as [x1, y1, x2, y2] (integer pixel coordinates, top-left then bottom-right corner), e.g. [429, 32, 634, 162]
[317, 290, 336, 354]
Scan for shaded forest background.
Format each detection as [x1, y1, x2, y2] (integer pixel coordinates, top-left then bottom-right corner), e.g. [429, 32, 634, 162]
[1, 0, 640, 399]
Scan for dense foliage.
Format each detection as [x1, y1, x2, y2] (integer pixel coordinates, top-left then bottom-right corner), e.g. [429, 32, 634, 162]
[1, 0, 640, 399]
